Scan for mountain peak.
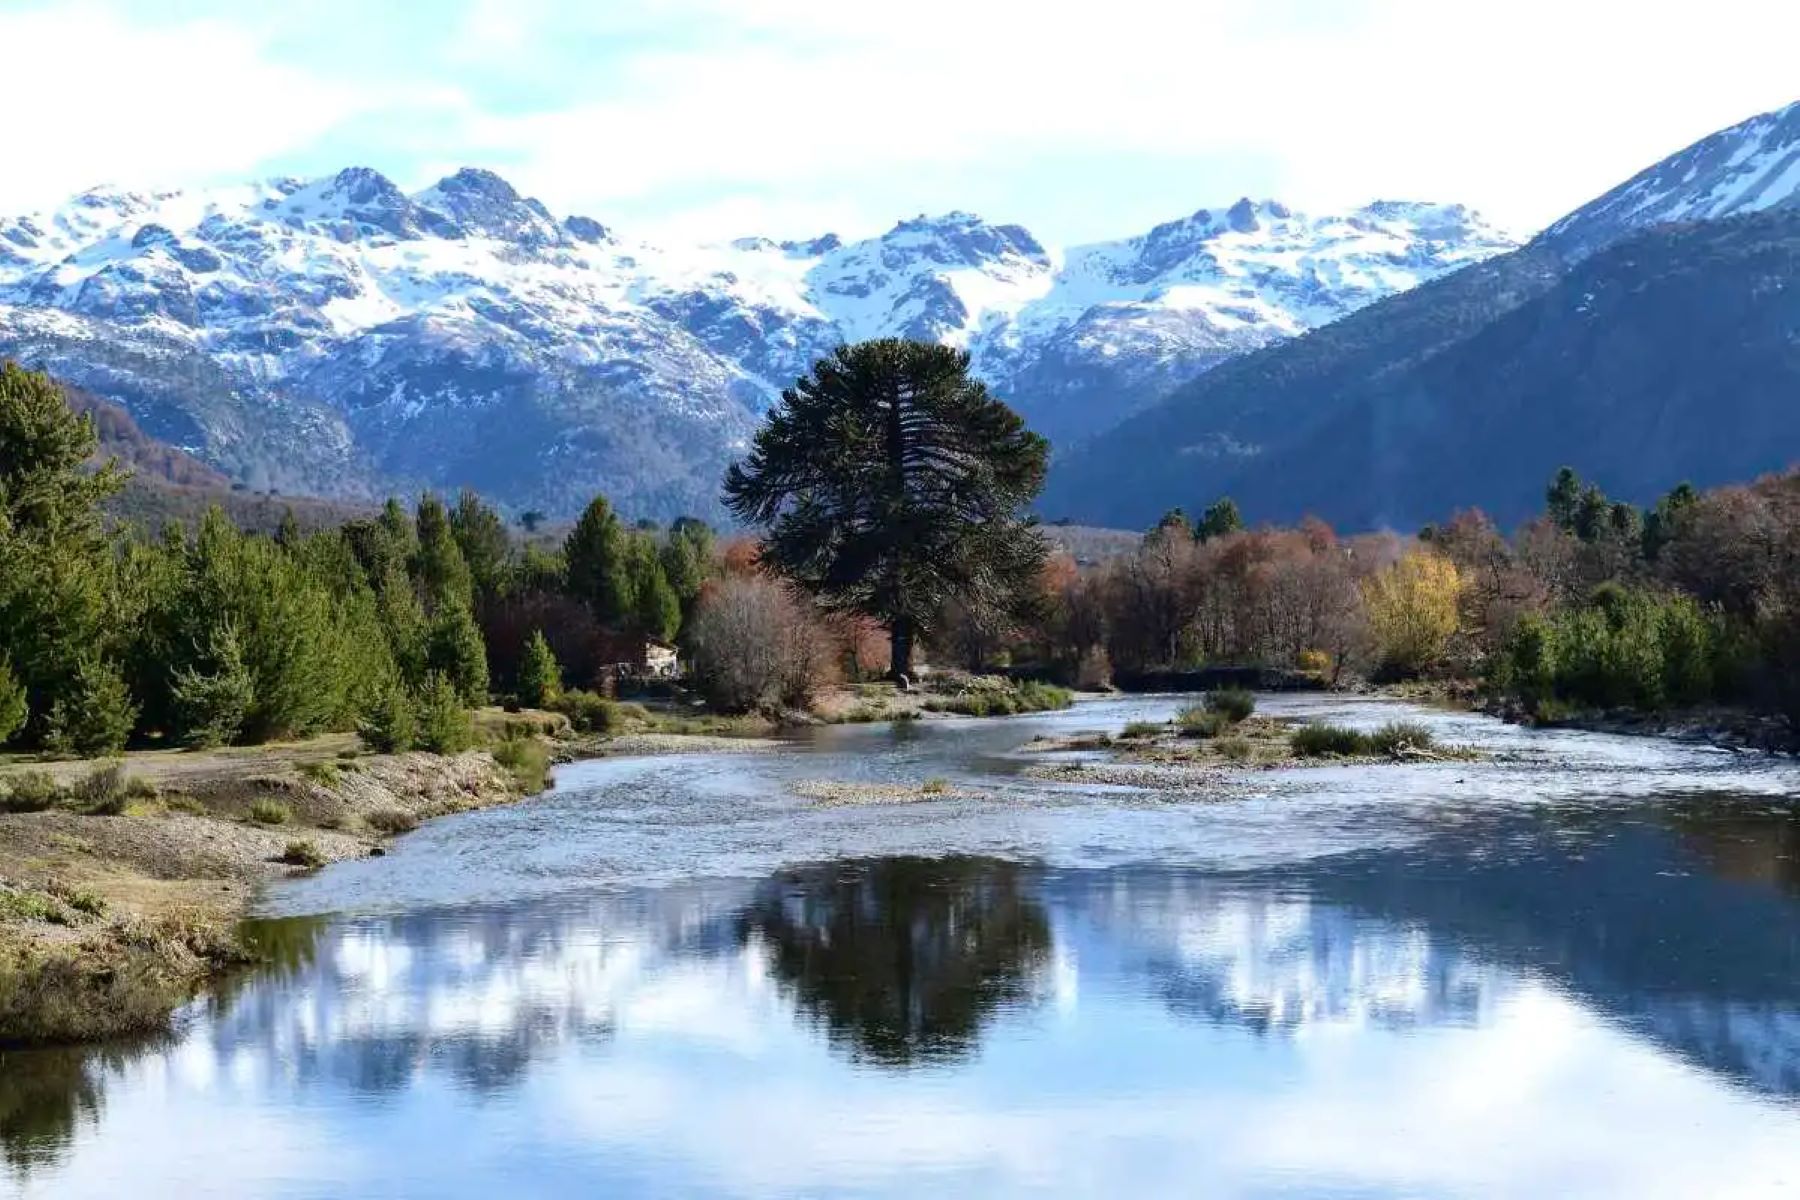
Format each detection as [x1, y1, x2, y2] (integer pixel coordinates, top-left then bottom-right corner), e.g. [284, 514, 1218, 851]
[414, 168, 562, 246]
[880, 211, 1048, 269]
[1541, 96, 1800, 260]
[428, 167, 522, 204]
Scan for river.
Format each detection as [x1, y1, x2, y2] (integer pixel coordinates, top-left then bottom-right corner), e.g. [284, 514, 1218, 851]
[4, 695, 1799, 1198]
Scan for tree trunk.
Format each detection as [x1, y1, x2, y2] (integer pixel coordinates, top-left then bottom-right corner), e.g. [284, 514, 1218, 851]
[890, 617, 914, 681]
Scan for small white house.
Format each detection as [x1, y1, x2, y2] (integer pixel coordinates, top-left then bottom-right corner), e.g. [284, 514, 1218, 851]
[643, 641, 679, 678]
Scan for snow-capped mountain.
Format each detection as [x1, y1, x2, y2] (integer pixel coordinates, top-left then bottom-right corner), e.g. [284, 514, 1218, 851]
[0, 168, 1514, 517]
[1541, 99, 1800, 261]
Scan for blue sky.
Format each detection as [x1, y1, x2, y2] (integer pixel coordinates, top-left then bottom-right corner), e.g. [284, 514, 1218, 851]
[4, 0, 1797, 245]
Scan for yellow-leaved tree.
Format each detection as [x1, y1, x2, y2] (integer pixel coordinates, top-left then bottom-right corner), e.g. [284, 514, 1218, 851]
[1361, 550, 1463, 678]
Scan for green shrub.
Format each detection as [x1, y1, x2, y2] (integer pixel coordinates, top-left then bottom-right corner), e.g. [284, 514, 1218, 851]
[1120, 720, 1165, 739]
[1558, 589, 1665, 710]
[491, 736, 551, 792]
[358, 679, 416, 753]
[46, 881, 106, 919]
[248, 799, 291, 826]
[920, 777, 951, 795]
[549, 689, 626, 734]
[1492, 586, 1731, 717]
[1215, 736, 1254, 762]
[1015, 681, 1074, 712]
[1203, 688, 1256, 723]
[1657, 596, 1716, 706]
[0, 771, 63, 814]
[413, 673, 472, 754]
[366, 808, 418, 835]
[921, 681, 1068, 718]
[1176, 706, 1229, 738]
[1291, 724, 1370, 757]
[1367, 722, 1436, 756]
[0, 888, 64, 925]
[296, 760, 342, 787]
[1491, 613, 1558, 712]
[70, 763, 148, 815]
[278, 839, 327, 869]
[161, 794, 207, 815]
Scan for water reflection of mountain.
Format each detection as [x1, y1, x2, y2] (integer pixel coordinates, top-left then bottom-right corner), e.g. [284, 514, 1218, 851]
[1277, 797, 1800, 1097]
[203, 883, 759, 1098]
[1053, 876, 1507, 1035]
[737, 857, 1053, 1066]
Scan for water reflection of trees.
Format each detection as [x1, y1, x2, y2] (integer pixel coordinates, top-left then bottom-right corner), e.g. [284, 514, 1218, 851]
[739, 857, 1052, 1067]
[0, 1038, 167, 1179]
[1666, 795, 1800, 897]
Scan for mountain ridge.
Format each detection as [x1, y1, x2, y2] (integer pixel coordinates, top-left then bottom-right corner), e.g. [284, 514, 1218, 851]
[0, 169, 1514, 518]
[1043, 92, 1800, 533]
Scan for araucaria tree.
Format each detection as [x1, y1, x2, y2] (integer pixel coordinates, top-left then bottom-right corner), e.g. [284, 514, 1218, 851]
[724, 339, 1050, 678]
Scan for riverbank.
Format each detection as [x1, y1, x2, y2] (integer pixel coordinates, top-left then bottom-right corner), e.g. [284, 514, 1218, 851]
[1360, 676, 1799, 756]
[1487, 700, 1799, 755]
[0, 740, 534, 1045]
[0, 675, 1090, 1047]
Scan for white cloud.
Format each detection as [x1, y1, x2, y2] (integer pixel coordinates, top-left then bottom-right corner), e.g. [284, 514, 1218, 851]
[4, 0, 1798, 244]
[0, 4, 377, 209]
[456, 0, 1800, 240]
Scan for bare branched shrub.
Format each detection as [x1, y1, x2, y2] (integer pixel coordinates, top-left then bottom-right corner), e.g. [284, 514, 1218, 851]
[685, 577, 835, 713]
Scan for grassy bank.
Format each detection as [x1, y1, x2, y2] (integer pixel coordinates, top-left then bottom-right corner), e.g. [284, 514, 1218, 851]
[1026, 692, 1479, 779]
[0, 720, 550, 1047]
[813, 675, 1076, 725]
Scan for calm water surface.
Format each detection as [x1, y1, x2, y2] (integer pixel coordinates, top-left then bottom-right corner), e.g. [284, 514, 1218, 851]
[5, 695, 1800, 1198]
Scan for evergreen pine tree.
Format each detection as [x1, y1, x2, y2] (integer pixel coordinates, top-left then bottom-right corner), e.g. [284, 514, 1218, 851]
[0, 362, 128, 747]
[412, 672, 473, 753]
[1195, 498, 1243, 541]
[659, 517, 714, 618]
[358, 678, 416, 753]
[723, 339, 1049, 677]
[427, 601, 490, 705]
[1154, 508, 1191, 538]
[1546, 467, 1583, 531]
[171, 622, 254, 748]
[44, 656, 138, 756]
[449, 489, 511, 599]
[0, 657, 26, 747]
[376, 563, 430, 685]
[275, 508, 301, 548]
[412, 493, 474, 612]
[564, 496, 633, 625]
[516, 630, 561, 708]
[1643, 482, 1699, 561]
[627, 533, 681, 642]
[378, 497, 418, 560]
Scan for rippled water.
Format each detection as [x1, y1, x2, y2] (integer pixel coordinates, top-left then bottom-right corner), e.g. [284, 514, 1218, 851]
[4, 696, 1800, 1198]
